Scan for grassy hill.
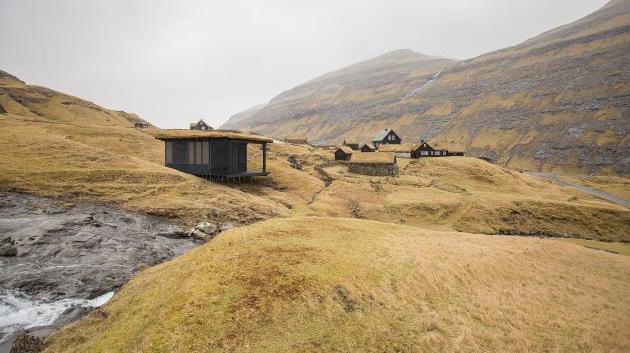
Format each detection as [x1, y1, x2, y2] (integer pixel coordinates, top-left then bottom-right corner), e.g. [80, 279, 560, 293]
[0, 71, 290, 225]
[223, 0, 630, 175]
[44, 217, 630, 352]
[1, 68, 627, 238]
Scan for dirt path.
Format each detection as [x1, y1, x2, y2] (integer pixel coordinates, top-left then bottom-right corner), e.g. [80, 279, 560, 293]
[529, 172, 630, 208]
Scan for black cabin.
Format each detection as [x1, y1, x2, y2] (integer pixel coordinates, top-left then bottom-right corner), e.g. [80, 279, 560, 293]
[411, 140, 435, 158]
[190, 119, 212, 131]
[360, 143, 376, 152]
[334, 146, 353, 161]
[155, 130, 272, 181]
[372, 129, 401, 148]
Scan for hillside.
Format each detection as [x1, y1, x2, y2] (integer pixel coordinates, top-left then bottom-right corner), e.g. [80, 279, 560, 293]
[44, 217, 630, 352]
[0, 71, 291, 225]
[1, 69, 627, 239]
[223, 0, 630, 175]
[221, 49, 456, 140]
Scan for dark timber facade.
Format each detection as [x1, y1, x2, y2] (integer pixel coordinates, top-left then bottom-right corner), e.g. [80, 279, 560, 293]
[156, 130, 272, 181]
[372, 129, 402, 148]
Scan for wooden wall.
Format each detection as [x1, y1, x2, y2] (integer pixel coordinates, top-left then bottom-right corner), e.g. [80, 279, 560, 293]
[164, 139, 249, 176]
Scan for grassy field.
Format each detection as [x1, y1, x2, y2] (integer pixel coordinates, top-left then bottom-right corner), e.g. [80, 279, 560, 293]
[44, 217, 630, 352]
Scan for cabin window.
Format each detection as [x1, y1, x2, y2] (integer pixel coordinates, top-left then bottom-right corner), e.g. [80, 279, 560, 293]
[421, 151, 428, 155]
[188, 142, 195, 164]
[202, 141, 209, 165]
[195, 141, 202, 164]
[165, 141, 173, 164]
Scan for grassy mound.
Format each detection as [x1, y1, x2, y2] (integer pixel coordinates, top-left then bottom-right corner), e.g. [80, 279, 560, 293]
[309, 156, 630, 241]
[45, 217, 630, 352]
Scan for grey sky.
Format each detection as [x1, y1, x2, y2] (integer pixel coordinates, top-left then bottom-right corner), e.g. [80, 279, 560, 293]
[0, 0, 607, 128]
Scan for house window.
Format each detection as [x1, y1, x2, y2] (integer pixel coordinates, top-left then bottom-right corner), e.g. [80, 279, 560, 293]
[421, 151, 428, 155]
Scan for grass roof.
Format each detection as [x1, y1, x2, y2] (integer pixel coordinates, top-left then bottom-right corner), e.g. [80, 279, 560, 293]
[336, 146, 354, 154]
[154, 129, 273, 143]
[350, 152, 396, 164]
[378, 143, 417, 153]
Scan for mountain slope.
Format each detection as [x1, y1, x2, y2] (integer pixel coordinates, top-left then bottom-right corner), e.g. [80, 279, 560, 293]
[221, 49, 456, 136]
[222, 102, 267, 130]
[224, 0, 630, 175]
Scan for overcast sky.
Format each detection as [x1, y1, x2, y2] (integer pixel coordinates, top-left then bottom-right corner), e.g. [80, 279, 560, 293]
[0, 0, 607, 128]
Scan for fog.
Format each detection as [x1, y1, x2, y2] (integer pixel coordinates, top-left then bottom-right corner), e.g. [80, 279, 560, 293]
[0, 0, 607, 128]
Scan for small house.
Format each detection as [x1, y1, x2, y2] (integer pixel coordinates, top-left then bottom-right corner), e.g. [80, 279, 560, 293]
[343, 139, 359, 150]
[371, 129, 401, 148]
[411, 140, 435, 158]
[134, 121, 150, 129]
[411, 140, 458, 158]
[348, 152, 397, 176]
[190, 119, 212, 131]
[378, 143, 417, 158]
[285, 133, 308, 144]
[155, 129, 272, 181]
[360, 143, 376, 152]
[334, 146, 353, 161]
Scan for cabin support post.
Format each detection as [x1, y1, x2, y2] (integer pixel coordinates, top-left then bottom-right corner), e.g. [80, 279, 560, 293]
[262, 143, 267, 174]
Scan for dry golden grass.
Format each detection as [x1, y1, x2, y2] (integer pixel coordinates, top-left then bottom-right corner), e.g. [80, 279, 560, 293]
[307, 155, 630, 241]
[0, 117, 287, 225]
[44, 217, 630, 353]
[556, 174, 630, 200]
[3, 69, 630, 352]
[558, 238, 630, 256]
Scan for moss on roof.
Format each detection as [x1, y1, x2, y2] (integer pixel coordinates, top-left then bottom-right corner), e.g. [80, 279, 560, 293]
[336, 146, 354, 154]
[350, 152, 396, 164]
[154, 129, 273, 143]
[378, 143, 417, 153]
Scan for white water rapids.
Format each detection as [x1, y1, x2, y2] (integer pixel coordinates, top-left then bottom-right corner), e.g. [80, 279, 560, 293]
[0, 290, 114, 338]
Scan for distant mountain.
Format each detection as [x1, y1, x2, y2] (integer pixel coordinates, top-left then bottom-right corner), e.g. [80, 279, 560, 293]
[222, 102, 267, 130]
[223, 0, 630, 174]
[221, 49, 456, 140]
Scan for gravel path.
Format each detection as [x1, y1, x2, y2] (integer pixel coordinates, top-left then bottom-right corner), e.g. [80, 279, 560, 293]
[528, 172, 630, 208]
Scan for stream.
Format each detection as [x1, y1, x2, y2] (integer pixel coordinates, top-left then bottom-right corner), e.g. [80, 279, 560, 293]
[0, 192, 201, 352]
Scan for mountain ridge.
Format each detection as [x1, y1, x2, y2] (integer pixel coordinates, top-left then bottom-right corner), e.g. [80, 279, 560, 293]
[223, 0, 630, 175]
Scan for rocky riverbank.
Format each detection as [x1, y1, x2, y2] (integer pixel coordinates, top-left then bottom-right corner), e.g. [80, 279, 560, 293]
[0, 192, 203, 352]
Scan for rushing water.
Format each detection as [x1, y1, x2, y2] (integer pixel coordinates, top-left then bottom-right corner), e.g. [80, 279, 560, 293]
[403, 71, 441, 98]
[0, 290, 114, 339]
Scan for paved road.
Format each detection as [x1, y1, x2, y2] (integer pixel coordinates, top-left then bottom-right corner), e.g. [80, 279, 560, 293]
[528, 172, 630, 208]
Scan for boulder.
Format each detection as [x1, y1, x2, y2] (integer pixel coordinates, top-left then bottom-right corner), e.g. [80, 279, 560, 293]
[195, 222, 218, 235]
[190, 229, 211, 241]
[0, 237, 17, 257]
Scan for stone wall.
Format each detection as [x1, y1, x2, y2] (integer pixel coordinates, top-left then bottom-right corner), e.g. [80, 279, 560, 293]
[348, 163, 398, 176]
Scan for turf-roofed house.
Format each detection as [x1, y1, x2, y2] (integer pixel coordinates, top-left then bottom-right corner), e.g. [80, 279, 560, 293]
[155, 130, 272, 182]
[349, 152, 398, 176]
